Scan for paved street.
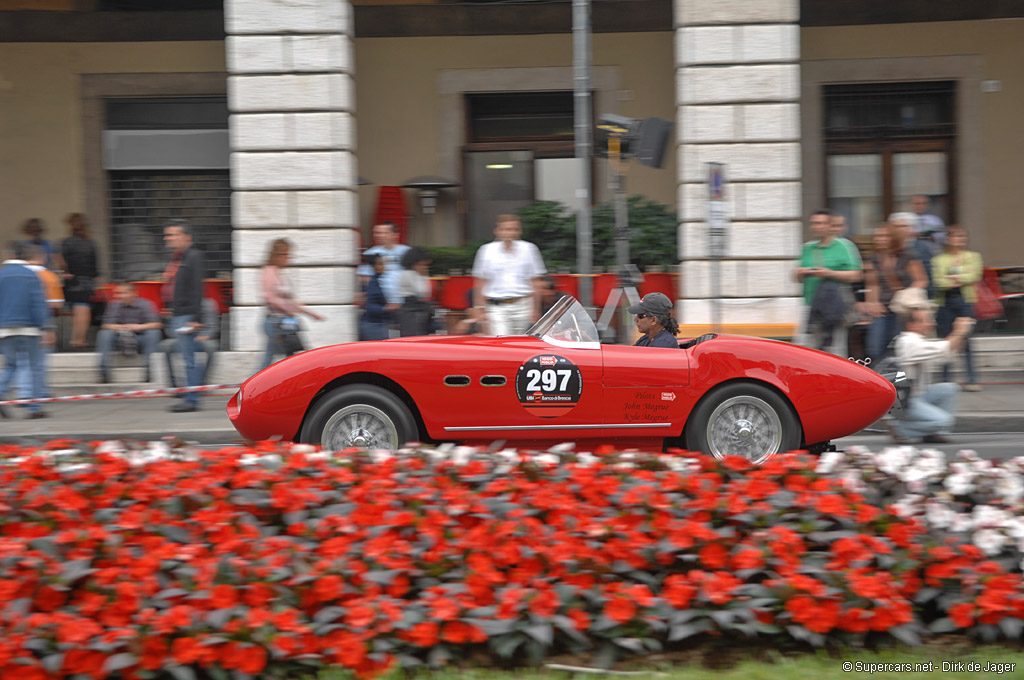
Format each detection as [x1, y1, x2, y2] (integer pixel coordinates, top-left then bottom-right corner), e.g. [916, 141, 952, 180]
[2, 383, 1021, 458]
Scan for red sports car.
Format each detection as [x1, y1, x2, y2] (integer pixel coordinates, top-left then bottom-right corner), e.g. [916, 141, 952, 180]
[228, 296, 896, 463]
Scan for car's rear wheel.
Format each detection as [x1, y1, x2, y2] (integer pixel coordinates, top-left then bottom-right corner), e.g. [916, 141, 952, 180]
[300, 385, 417, 451]
[685, 382, 800, 465]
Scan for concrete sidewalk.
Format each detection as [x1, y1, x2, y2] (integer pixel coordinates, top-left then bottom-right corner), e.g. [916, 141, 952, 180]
[2, 382, 1021, 444]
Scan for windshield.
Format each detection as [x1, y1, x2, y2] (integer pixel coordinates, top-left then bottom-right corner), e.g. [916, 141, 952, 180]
[527, 296, 600, 349]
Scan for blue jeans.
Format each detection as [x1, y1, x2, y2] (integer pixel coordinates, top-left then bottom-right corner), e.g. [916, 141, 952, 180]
[360, 318, 390, 341]
[16, 345, 51, 400]
[1, 335, 44, 414]
[867, 311, 901, 364]
[96, 328, 163, 372]
[170, 315, 200, 406]
[162, 337, 217, 387]
[937, 295, 976, 384]
[892, 382, 960, 439]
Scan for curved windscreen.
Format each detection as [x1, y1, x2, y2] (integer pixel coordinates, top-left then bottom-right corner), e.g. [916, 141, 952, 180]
[527, 296, 600, 349]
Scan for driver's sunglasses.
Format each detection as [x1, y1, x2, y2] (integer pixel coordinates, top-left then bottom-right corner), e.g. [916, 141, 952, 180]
[635, 313, 651, 319]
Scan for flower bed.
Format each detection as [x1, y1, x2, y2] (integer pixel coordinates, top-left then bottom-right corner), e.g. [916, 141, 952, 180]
[0, 441, 1022, 680]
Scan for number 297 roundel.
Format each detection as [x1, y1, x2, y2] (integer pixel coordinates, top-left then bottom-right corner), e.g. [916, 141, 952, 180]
[515, 355, 583, 418]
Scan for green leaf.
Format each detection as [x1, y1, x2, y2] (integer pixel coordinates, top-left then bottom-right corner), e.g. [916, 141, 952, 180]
[888, 625, 920, 646]
[999, 617, 1023, 639]
[313, 606, 346, 624]
[158, 525, 193, 543]
[591, 641, 618, 670]
[488, 634, 524, 660]
[102, 653, 137, 674]
[614, 637, 645, 653]
[523, 623, 553, 647]
[929, 617, 958, 633]
[668, 623, 698, 642]
[42, 653, 64, 674]
[709, 609, 735, 627]
[167, 665, 197, 680]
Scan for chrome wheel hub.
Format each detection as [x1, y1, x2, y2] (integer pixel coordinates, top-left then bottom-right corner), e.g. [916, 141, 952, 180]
[321, 404, 399, 451]
[706, 395, 782, 465]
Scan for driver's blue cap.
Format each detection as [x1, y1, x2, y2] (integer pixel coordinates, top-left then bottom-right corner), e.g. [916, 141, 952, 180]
[628, 292, 673, 318]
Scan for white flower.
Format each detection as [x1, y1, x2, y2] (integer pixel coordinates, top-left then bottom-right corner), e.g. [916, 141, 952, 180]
[925, 501, 956, 529]
[944, 473, 975, 496]
[840, 469, 866, 493]
[548, 442, 576, 454]
[992, 470, 1024, 505]
[530, 453, 561, 467]
[892, 494, 923, 517]
[876, 446, 912, 476]
[950, 512, 974, 533]
[816, 450, 845, 475]
[973, 504, 1011, 529]
[1005, 517, 1024, 541]
[575, 452, 600, 467]
[369, 448, 394, 463]
[973, 529, 1007, 556]
[450, 446, 477, 466]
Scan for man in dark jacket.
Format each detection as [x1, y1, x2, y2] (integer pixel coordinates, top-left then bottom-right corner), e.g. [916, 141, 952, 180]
[0, 241, 54, 418]
[163, 219, 205, 412]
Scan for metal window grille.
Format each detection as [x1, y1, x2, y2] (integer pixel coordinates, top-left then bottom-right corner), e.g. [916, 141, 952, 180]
[824, 81, 956, 140]
[108, 170, 232, 282]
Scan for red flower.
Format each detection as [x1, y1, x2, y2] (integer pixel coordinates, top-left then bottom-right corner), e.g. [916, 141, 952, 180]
[139, 637, 167, 671]
[698, 543, 729, 569]
[400, 621, 440, 647]
[239, 645, 268, 675]
[62, 649, 106, 679]
[172, 637, 202, 665]
[312, 574, 344, 603]
[732, 548, 764, 571]
[814, 494, 849, 517]
[701, 571, 742, 605]
[441, 621, 487, 644]
[567, 608, 590, 631]
[429, 597, 460, 621]
[662, 574, 697, 609]
[33, 585, 66, 612]
[603, 597, 637, 624]
[210, 583, 239, 609]
[527, 588, 560, 618]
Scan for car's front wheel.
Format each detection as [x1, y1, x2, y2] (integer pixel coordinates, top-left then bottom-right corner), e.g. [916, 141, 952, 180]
[300, 385, 417, 451]
[685, 382, 800, 465]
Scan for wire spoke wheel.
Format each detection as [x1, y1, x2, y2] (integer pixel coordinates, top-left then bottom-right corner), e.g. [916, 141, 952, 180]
[705, 394, 783, 464]
[321, 404, 400, 450]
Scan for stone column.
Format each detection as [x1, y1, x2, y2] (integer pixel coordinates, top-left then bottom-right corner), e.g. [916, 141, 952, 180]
[225, 0, 359, 354]
[674, 0, 802, 331]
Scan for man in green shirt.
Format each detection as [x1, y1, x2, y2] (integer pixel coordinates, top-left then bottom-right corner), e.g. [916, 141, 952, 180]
[793, 209, 863, 357]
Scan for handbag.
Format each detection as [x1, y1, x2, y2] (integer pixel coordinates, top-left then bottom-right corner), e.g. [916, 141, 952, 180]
[273, 316, 305, 355]
[973, 281, 1004, 321]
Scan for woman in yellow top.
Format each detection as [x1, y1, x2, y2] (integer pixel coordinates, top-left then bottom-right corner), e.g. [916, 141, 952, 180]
[931, 225, 982, 391]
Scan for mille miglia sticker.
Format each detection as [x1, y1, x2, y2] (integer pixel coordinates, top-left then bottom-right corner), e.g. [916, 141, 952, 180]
[515, 355, 583, 418]
[661, 392, 676, 402]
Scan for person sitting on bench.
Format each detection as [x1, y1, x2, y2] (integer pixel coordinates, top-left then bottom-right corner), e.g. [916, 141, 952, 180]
[96, 281, 163, 384]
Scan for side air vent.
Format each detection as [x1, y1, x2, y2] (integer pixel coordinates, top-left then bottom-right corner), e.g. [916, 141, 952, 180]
[444, 375, 471, 387]
[480, 375, 507, 386]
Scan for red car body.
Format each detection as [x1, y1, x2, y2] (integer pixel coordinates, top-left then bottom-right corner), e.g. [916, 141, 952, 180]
[228, 299, 895, 456]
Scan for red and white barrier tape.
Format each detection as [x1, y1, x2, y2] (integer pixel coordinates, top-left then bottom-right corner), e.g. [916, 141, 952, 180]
[0, 383, 241, 407]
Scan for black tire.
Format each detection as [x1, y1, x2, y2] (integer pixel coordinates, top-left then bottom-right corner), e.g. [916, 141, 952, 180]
[685, 382, 801, 464]
[299, 385, 417, 451]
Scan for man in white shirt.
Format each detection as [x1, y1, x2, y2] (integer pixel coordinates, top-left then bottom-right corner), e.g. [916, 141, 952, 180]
[357, 222, 410, 311]
[471, 214, 547, 336]
[890, 303, 974, 444]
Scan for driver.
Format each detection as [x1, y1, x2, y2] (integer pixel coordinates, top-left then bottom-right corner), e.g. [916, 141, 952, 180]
[628, 293, 680, 348]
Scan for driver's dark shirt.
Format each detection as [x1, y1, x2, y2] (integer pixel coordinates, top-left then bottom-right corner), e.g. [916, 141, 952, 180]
[634, 329, 678, 348]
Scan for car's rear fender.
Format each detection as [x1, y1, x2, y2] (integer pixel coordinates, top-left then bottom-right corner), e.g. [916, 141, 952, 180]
[680, 377, 805, 449]
[298, 371, 430, 444]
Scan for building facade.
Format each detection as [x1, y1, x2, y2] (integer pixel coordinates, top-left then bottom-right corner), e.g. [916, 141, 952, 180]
[1, 0, 1021, 346]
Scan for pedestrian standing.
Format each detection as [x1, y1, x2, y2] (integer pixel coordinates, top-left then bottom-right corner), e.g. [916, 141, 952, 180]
[260, 238, 325, 369]
[359, 253, 391, 341]
[0, 242, 54, 419]
[793, 209, 862, 358]
[15, 244, 63, 401]
[162, 219, 206, 412]
[20, 218, 56, 270]
[471, 214, 547, 336]
[397, 246, 435, 337]
[863, 220, 928, 363]
[56, 212, 99, 349]
[357, 222, 410, 318]
[932, 224, 982, 391]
